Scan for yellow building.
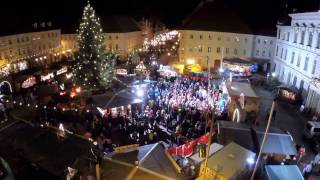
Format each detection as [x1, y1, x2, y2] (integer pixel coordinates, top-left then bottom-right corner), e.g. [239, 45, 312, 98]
[0, 22, 61, 76]
[61, 16, 142, 57]
[178, 0, 275, 71]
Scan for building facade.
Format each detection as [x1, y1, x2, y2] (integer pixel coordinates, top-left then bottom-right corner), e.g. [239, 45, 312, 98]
[0, 25, 61, 77]
[61, 31, 142, 57]
[178, 0, 276, 72]
[179, 31, 276, 70]
[61, 16, 142, 57]
[179, 30, 254, 67]
[274, 11, 320, 98]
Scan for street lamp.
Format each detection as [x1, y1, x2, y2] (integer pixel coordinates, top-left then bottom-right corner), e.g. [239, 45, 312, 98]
[271, 72, 276, 77]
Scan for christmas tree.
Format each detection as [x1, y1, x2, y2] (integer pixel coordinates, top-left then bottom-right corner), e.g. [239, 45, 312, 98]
[72, 2, 115, 91]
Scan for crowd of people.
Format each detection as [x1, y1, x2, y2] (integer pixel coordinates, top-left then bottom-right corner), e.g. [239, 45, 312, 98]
[1, 76, 229, 155]
[79, 77, 228, 153]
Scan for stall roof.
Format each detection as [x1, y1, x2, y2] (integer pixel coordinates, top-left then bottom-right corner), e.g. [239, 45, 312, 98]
[223, 58, 253, 65]
[265, 165, 304, 180]
[227, 82, 259, 98]
[206, 142, 255, 180]
[90, 88, 142, 109]
[189, 143, 224, 164]
[218, 121, 297, 155]
[107, 143, 182, 180]
[257, 133, 297, 155]
[36, 84, 59, 96]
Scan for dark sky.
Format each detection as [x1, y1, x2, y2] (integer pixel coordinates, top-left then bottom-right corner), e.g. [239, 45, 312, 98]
[0, 0, 319, 30]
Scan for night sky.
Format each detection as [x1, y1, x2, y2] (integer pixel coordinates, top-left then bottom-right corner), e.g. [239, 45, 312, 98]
[0, 0, 319, 30]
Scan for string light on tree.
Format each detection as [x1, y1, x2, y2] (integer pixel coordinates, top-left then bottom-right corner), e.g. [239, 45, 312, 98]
[71, 1, 116, 91]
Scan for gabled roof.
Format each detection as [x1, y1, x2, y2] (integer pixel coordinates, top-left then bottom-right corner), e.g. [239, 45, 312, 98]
[217, 121, 297, 155]
[110, 143, 181, 179]
[265, 165, 304, 180]
[61, 15, 141, 34]
[100, 16, 141, 33]
[207, 142, 255, 179]
[182, 0, 252, 34]
[0, 15, 58, 36]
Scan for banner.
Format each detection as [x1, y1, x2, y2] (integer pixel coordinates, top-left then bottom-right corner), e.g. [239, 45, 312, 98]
[167, 132, 215, 157]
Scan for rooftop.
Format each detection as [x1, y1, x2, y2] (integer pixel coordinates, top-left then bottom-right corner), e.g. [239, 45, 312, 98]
[61, 15, 141, 34]
[207, 142, 255, 179]
[182, 0, 252, 34]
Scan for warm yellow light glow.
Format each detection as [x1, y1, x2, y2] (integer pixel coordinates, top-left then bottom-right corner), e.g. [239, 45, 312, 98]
[186, 58, 195, 65]
[76, 87, 81, 93]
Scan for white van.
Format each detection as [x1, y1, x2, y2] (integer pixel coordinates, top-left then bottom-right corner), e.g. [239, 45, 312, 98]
[303, 121, 320, 139]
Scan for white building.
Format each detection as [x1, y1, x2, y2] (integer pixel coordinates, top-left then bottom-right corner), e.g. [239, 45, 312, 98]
[274, 11, 320, 101]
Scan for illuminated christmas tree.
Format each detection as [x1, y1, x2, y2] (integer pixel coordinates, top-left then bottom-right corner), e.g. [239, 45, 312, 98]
[72, 2, 115, 91]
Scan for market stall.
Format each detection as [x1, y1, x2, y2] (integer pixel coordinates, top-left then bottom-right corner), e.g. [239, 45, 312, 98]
[223, 58, 258, 77]
[197, 142, 255, 180]
[265, 165, 304, 180]
[225, 82, 260, 122]
[158, 65, 177, 77]
[15, 75, 37, 92]
[35, 84, 59, 103]
[184, 64, 202, 73]
[274, 85, 301, 104]
[90, 88, 143, 117]
[134, 61, 149, 75]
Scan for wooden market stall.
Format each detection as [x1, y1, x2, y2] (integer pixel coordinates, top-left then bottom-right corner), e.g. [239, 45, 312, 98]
[225, 82, 261, 122]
